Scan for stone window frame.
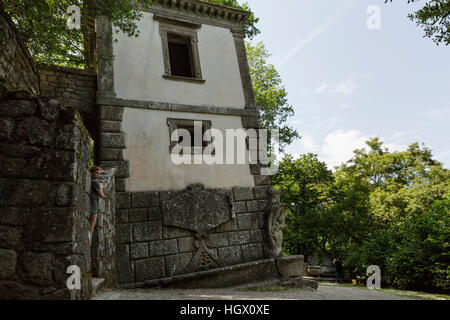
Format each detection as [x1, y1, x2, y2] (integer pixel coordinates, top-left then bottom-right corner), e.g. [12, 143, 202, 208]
[157, 16, 205, 84]
[167, 118, 213, 154]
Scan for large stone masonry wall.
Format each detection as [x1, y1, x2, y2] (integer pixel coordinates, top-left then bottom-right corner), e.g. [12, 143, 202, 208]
[114, 185, 273, 287]
[0, 90, 93, 299]
[37, 63, 98, 145]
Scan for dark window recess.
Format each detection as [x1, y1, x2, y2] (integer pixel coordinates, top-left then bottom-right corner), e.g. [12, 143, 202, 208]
[177, 124, 209, 148]
[168, 34, 194, 78]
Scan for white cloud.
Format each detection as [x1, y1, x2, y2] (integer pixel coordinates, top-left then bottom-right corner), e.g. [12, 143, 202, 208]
[300, 134, 320, 153]
[332, 75, 358, 96]
[391, 129, 418, 140]
[315, 83, 328, 94]
[424, 108, 450, 120]
[320, 130, 369, 168]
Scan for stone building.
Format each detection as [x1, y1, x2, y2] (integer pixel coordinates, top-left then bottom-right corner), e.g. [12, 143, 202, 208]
[95, 0, 280, 287]
[0, 0, 306, 299]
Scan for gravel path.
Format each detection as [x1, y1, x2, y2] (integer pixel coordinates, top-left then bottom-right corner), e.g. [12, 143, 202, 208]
[92, 282, 415, 300]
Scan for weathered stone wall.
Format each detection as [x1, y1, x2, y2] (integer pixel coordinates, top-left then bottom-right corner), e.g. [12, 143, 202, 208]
[0, 2, 40, 96]
[0, 91, 92, 299]
[91, 168, 116, 287]
[37, 63, 98, 144]
[114, 185, 273, 287]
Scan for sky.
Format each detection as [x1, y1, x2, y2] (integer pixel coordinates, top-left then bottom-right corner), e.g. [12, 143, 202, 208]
[242, 0, 450, 169]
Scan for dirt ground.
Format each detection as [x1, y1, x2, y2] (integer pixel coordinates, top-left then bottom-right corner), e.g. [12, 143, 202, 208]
[92, 281, 416, 300]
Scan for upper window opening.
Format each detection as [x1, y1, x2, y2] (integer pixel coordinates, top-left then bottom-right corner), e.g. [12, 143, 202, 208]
[168, 33, 194, 78]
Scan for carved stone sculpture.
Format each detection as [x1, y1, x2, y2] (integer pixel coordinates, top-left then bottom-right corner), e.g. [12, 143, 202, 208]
[162, 184, 234, 272]
[265, 189, 286, 258]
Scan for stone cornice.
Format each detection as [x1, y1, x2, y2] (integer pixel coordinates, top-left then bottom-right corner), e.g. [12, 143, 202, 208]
[97, 96, 260, 117]
[142, 0, 251, 27]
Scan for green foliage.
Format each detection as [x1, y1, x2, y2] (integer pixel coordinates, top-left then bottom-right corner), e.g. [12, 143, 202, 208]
[2, 0, 260, 68]
[246, 42, 299, 151]
[279, 138, 450, 293]
[3, 0, 154, 67]
[272, 154, 333, 256]
[386, 0, 450, 45]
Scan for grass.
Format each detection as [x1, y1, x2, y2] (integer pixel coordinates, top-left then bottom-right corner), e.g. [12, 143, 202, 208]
[319, 281, 450, 300]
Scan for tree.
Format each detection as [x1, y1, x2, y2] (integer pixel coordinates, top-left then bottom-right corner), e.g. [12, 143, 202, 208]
[272, 154, 333, 256]
[386, 0, 450, 45]
[246, 41, 299, 151]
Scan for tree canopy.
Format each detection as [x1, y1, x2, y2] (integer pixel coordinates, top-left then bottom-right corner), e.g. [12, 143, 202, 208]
[275, 139, 450, 293]
[387, 0, 450, 45]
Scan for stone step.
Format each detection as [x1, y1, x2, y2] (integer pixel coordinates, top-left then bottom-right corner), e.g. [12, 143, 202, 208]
[91, 278, 105, 297]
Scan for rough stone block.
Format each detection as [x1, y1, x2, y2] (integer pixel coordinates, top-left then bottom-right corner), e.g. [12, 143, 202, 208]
[163, 226, 191, 239]
[218, 246, 242, 266]
[233, 187, 254, 201]
[135, 257, 165, 282]
[246, 200, 259, 212]
[0, 225, 22, 249]
[0, 100, 36, 117]
[258, 200, 270, 211]
[149, 240, 164, 257]
[0, 249, 17, 279]
[116, 260, 134, 285]
[100, 105, 124, 121]
[116, 210, 128, 224]
[116, 192, 131, 209]
[116, 224, 132, 244]
[0, 207, 29, 226]
[208, 233, 229, 248]
[0, 119, 14, 141]
[241, 243, 264, 263]
[100, 120, 122, 133]
[0, 281, 39, 300]
[21, 252, 53, 286]
[147, 207, 161, 221]
[163, 239, 178, 255]
[130, 243, 149, 259]
[213, 219, 238, 233]
[254, 186, 271, 200]
[228, 231, 251, 245]
[56, 183, 74, 206]
[254, 175, 271, 186]
[237, 213, 259, 230]
[178, 237, 195, 253]
[115, 178, 127, 192]
[133, 221, 162, 242]
[101, 133, 126, 149]
[164, 253, 192, 277]
[100, 149, 123, 161]
[275, 255, 305, 278]
[128, 209, 147, 223]
[250, 229, 263, 243]
[234, 202, 247, 214]
[116, 245, 130, 262]
[131, 192, 160, 208]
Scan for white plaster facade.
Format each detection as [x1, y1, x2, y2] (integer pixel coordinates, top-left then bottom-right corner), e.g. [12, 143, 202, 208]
[122, 108, 255, 191]
[112, 11, 246, 109]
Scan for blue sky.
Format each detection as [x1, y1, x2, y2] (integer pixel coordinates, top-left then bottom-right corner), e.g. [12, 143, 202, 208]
[242, 0, 450, 169]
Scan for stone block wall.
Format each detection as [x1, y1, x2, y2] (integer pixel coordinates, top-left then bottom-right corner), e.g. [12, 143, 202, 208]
[37, 63, 98, 146]
[114, 185, 273, 287]
[0, 90, 93, 299]
[91, 168, 116, 287]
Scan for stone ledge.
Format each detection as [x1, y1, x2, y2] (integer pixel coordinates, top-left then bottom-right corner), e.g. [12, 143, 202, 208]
[117, 256, 306, 289]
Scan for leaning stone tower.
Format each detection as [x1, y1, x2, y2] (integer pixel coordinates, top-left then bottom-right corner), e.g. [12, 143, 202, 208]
[95, 0, 291, 287]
